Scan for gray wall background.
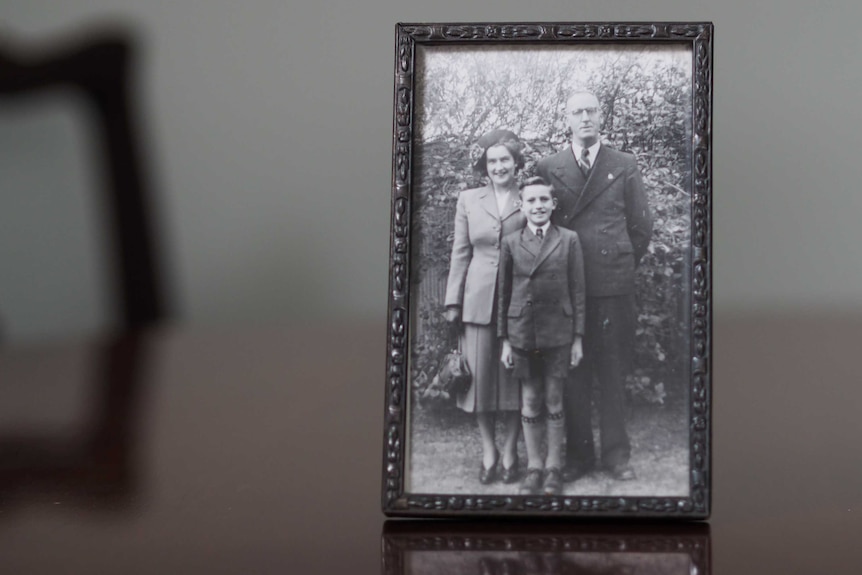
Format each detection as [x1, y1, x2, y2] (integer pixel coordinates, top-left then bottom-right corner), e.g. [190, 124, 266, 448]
[2, 0, 861, 343]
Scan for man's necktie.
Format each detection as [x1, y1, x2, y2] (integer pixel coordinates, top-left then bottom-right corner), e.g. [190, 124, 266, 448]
[579, 148, 592, 175]
[536, 228, 544, 241]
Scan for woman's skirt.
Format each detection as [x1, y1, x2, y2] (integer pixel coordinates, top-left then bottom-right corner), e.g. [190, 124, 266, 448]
[456, 322, 520, 413]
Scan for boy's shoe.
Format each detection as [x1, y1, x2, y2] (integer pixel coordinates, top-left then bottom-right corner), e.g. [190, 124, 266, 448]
[519, 468, 543, 495]
[543, 467, 563, 495]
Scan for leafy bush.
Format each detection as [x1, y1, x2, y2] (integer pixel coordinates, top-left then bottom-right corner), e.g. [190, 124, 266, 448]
[409, 47, 691, 409]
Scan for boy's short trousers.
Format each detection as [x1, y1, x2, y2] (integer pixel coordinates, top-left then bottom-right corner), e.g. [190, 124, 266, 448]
[512, 345, 570, 380]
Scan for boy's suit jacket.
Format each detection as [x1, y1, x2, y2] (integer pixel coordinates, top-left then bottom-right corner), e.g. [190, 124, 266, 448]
[497, 225, 586, 351]
[444, 185, 526, 325]
[536, 145, 652, 297]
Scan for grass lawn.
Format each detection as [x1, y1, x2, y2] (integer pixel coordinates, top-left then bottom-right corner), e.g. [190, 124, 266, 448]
[407, 399, 689, 497]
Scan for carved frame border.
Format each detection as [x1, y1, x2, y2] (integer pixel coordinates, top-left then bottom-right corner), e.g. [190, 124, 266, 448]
[383, 22, 712, 519]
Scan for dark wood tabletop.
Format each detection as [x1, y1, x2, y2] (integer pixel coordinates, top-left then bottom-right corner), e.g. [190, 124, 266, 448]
[1, 316, 860, 573]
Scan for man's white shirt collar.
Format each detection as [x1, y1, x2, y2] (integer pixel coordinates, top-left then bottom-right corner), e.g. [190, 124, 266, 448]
[571, 141, 601, 164]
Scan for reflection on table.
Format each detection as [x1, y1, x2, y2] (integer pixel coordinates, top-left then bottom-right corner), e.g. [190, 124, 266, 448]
[0, 335, 150, 511]
[384, 521, 709, 575]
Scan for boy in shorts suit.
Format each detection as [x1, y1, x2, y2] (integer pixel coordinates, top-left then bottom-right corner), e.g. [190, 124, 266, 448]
[498, 176, 586, 495]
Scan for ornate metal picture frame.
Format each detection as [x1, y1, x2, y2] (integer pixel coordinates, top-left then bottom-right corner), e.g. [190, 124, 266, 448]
[383, 22, 712, 519]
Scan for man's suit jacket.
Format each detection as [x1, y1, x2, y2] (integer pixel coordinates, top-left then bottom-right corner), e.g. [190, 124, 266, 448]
[536, 145, 652, 297]
[445, 185, 526, 325]
[497, 225, 586, 351]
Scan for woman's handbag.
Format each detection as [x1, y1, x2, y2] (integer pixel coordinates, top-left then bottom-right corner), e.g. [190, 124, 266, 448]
[437, 336, 472, 397]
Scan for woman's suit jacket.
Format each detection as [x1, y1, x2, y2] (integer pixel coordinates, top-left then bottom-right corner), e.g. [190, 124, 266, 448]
[445, 185, 526, 325]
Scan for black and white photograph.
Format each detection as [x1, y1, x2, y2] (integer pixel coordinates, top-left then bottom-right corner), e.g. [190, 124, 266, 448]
[384, 23, 712, 518]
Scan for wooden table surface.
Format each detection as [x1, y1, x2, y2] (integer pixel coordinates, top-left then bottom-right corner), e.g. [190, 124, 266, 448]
[0, 317, 860, 573]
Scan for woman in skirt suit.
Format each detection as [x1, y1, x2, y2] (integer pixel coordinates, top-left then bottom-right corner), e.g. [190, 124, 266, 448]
[444, 129, 527, 484]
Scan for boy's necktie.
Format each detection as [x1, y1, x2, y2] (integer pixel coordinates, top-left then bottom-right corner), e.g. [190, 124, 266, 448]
[536, 228, 544, 241]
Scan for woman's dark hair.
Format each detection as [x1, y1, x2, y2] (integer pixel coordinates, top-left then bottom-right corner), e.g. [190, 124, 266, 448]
[472, 129, 525, 176]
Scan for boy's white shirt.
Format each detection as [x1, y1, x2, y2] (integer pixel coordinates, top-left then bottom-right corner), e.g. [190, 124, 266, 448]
[526, 222, 551, 237]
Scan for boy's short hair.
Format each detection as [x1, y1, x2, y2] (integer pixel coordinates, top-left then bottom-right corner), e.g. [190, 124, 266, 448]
[518, 175, 556, 198]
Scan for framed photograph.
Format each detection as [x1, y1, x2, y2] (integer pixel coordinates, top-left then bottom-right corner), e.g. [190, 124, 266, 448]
[383, 22, 712, 518]
[383, 521, 711, 575]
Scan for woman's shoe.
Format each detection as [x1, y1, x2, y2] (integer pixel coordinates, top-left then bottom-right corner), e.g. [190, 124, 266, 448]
[500, 454, 519, 484]
[479, 449, 499, 485]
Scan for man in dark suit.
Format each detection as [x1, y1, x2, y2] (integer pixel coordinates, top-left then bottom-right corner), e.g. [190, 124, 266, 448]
[536, 91, 653, 482]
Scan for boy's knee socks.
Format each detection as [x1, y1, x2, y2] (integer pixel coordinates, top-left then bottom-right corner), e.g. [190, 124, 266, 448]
[521, 411, 545, 469]
[546, 410, 566, 469]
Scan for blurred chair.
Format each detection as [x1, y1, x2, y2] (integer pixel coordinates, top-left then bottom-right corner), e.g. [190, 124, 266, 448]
[0, 27, 168, 336]
[0, 27, 159, 509]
